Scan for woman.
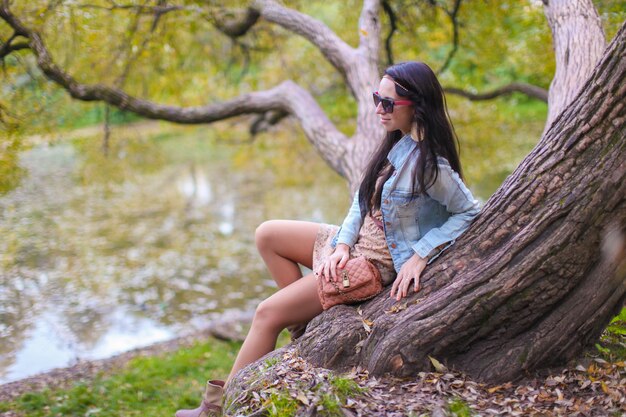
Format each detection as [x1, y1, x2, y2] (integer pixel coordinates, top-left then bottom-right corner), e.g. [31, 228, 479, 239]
[175, 61, 480, 417]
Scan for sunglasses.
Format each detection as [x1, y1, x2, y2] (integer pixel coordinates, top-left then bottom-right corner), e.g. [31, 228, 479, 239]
[373, 92, 412, 113]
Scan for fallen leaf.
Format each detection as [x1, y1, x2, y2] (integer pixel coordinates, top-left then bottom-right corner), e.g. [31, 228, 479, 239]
[429, 356, 447, 372]
[295, 392, 309, 406]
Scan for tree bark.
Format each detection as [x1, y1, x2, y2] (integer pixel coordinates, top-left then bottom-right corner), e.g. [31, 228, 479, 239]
[294, 22, 626, 383]
[543, 0, 606, 129]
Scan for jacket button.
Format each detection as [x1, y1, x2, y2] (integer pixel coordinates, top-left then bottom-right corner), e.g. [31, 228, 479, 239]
[391, 243, 397, 248]
[385, 221, 391, 226]
[384, 199, 389, 204]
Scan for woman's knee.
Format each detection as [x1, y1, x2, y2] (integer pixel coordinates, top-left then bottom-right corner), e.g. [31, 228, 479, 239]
[252, 298, 285, 331]
[255, 220, 281, 252]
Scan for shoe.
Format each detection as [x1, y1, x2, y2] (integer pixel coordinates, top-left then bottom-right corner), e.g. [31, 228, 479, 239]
[287, 323, 307, 341]
[175, 380, 224, 417]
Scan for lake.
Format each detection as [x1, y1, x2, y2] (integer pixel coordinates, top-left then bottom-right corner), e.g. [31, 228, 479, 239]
[0, 116, 542, 383]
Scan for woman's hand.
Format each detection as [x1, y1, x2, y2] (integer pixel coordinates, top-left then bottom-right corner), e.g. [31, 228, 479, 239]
[390, 254, 428, 301]
[316, 243, 350, 282]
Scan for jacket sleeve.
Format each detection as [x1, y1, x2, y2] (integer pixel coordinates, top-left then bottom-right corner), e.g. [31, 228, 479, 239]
[333, 191, 365, 248]
[412, 162, 481, 261]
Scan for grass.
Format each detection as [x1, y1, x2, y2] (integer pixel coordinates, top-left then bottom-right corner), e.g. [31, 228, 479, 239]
[263, 375, 364, 417]
[267, 391, 300, 417]
[1, 312, 624, 417]
[0, 338, 242, 417]
[447, 397, 474, 417]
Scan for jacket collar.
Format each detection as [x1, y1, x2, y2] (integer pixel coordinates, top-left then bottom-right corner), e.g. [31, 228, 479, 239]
[387, 134, 417, 170]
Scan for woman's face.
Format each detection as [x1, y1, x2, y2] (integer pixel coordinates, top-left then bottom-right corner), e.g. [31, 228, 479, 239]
[375, 77, 414, 135]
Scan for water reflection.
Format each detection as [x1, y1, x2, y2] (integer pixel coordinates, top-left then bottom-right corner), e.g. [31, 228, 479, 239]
[0, 112, 543, 383]
[0, 134, 349, 383]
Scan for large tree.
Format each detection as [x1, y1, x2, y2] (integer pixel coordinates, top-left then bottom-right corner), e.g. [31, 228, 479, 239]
[298, 22, 625, 382]
[1, 0, 624, 386]
[1, 0, 559, 192]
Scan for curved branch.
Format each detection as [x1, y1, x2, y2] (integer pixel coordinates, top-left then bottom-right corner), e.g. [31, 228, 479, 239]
[444, 82, 548, 102]
[0, 0, 349, 176]
[252, 0, 356, 79]
[381, 0, 396, 65]
[79, 2, 258, 39]
[213, 7, 260, 38]
[250, 110, 288, 136]
[0, 35, 29, 59]
[436, 0, 462, 74]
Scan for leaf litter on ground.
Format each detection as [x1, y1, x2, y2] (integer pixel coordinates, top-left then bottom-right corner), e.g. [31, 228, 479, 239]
[227, 344, 626, 416]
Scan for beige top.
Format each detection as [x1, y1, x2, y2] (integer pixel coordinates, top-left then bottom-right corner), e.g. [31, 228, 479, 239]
[312, 211, 396, 286]
[312, 167, 397, 286]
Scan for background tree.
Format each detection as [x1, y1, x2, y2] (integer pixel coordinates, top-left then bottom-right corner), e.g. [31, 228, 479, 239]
[1, 0, 625, 385]
[1, 0, 568, 191]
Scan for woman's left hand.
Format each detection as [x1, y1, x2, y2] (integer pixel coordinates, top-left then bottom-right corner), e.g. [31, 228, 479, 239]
[390, 254, 428, 301]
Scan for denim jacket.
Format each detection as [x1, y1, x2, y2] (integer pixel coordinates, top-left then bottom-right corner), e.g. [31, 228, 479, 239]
[333, 135, 481, 273]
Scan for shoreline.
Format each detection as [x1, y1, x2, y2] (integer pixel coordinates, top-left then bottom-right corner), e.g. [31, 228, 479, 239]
[0, 312, 252, 404]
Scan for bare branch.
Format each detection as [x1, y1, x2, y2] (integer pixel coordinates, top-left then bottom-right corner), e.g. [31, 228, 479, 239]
[0, 0, 350, 176]
[0, 33, 29, 59]
[436, 0, 462, 74]
[381, 0, 397, 65]
[250, 109, 288, 136]
[252, 0, 356, 78]
[78, 2, 185, 15]
[444, 82, 548, 102]
[213, 7, 260, 38]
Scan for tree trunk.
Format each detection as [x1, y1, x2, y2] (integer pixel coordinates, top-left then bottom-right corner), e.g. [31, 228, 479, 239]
[293, 22, 626, 384]
[543, 0, 606, 129]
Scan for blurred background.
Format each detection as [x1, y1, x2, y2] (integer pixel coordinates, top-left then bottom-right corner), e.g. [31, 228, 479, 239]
[0, 0, 624, 384]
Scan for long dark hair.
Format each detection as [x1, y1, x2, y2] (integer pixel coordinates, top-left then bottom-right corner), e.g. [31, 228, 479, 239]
[358, 61, 463, 216]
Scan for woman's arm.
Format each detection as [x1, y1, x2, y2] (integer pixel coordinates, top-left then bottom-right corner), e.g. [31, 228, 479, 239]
[333, 191, 365, 248]
[391, 162, 479, 301]
[412, 161, 481, 261]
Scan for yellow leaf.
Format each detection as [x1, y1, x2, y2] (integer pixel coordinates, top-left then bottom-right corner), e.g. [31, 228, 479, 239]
[429, 356, 447, 372]
[296, 392, 309, 406]
[360, 27, 368, 36]
[362, 320, 372, 333]
[601, 381, 609, 394]
[487, 385, 503, 394]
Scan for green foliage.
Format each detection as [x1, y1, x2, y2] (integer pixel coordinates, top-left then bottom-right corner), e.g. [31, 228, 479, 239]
[0, 134, 26, 195]
[1, 0, 562, 138]
[596, 307, 626, 361]
[267, 391, 300, 417]
[0, 338, 241, 417]
[263, 356, 281, 368]
[447, 397, 474, 417]
[597, 0, 626, 40]
[317, 392, 343, 416]
[329, 375, 364, 398]
[607, 307, 626, 336]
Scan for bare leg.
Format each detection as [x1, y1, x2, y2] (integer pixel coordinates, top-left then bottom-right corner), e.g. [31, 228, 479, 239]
[255, 220, 319, 288]
[226, 272, 323, 387]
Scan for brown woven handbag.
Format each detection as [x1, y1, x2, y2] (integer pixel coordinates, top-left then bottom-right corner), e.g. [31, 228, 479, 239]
[317, 256, 383, 310]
